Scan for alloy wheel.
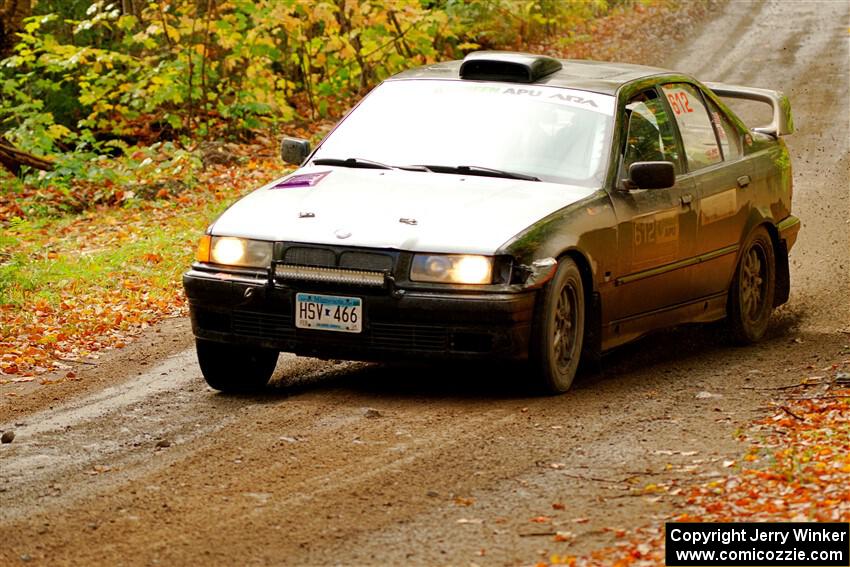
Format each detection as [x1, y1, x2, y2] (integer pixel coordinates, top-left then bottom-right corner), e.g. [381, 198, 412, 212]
[553, 284, 578, 369]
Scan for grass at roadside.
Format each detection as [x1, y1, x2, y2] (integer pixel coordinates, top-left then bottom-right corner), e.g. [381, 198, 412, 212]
[0, 152, 290, 379]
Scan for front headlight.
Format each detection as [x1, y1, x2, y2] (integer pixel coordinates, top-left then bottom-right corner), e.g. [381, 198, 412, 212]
[410, 254, 493, 284]
[196, 235, 273, 268]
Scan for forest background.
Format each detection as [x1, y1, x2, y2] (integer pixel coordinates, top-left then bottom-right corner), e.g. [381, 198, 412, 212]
[0, 0, 631, 201]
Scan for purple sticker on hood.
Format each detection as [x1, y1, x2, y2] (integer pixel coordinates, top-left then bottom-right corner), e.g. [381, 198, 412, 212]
[272, 171, 330, 189]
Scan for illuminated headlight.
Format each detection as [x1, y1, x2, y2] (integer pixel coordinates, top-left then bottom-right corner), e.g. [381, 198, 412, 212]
[201, 236, 272, 268]
[410, 254, 493, 284]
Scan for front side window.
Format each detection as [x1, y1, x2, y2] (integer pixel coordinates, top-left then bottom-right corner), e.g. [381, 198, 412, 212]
[312, 80, 615, 187]
[662, 83, 722, 170]
[623, 90, 682, 175]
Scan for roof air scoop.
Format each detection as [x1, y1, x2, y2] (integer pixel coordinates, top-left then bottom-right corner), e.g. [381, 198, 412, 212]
[459, 51, 563, 84]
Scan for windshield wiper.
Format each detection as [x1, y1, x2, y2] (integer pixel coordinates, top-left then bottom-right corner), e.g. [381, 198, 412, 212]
[415, 164, 540, 182]
[311, 159, 537, 180]
[312, 158, 431, 173]
[312, 157, 394, 170]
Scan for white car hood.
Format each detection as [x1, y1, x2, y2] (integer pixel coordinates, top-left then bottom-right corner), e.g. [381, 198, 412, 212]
[211, 166, 596, 255]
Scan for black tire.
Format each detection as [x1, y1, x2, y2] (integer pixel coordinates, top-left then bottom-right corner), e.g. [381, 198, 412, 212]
[530, 257, 585, 394]
[196, 339, 278, 393]
[728, 226, 776, 344]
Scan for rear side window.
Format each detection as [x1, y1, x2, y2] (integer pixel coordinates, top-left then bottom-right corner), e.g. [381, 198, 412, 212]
[662, 83, 721, 171]
[706, 98, 742, 160]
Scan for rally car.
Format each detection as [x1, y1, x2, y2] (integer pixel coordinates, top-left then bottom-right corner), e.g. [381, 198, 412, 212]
[183, 51, 798, 394]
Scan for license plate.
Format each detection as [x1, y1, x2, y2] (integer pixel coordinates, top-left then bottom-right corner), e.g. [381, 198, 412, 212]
[295, 293, 362, 333]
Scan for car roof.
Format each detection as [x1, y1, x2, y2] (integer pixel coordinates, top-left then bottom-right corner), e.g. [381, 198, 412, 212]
[388, 54, 673, 96]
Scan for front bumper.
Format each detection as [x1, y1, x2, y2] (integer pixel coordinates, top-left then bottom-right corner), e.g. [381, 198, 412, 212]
[183, 269, 536, 361]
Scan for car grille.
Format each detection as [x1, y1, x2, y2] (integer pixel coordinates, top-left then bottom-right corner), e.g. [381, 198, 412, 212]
[282, 246, 393, 272]
[230, 310, 448, 351]
[283, 247, 335, 267]
[339, 251, 392, 271]
[277, 246, 395, 289]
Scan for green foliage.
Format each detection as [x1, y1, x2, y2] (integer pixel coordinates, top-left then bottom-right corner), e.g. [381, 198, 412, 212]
[3, 1, 624, 138]
[0, 0, 625, 213]
[9, 142, 204, 217]
[442, 0, 614, 50]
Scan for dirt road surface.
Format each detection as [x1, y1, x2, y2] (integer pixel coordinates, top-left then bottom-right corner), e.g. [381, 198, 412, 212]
[1, 1, 848, 565]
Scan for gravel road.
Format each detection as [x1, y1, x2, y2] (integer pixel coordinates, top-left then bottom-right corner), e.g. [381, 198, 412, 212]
[1, 1, 848, 565]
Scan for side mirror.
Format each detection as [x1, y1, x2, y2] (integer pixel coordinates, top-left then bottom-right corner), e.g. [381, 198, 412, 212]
[280, 137, 311, 165]
[626, 161, 675, 190]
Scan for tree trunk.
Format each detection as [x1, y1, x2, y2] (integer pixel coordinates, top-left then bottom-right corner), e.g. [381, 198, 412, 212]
[0, 137, 53, 175]
[0, 0, 31, 57]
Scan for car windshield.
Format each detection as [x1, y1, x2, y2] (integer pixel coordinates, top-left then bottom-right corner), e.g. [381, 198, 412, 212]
[311, 79, 615, 187]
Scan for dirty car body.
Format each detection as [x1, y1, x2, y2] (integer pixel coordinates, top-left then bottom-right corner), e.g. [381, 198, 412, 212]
[183, 52, 799, 393]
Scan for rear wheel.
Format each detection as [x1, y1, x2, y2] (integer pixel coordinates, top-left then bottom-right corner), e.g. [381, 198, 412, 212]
[530, 257, 585, 394]
[196, 339, 278, 393]
[728, 226, 776, 344]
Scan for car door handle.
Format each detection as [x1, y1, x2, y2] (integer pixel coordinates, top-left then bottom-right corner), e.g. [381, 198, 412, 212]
[680, 193, 693, 207]
[737, 175, 751, 188]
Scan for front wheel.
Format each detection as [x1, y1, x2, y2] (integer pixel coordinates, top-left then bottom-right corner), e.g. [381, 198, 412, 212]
[727, 226, 776, 344]
[530, 257, 585, 394]
[196, 339, 278, 393]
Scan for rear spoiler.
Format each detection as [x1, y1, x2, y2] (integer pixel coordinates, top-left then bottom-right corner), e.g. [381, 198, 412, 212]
[705, 82, 794, 137]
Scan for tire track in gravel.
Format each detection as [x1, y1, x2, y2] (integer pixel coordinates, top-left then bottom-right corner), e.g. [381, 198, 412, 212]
[0, 353, 365, 520]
